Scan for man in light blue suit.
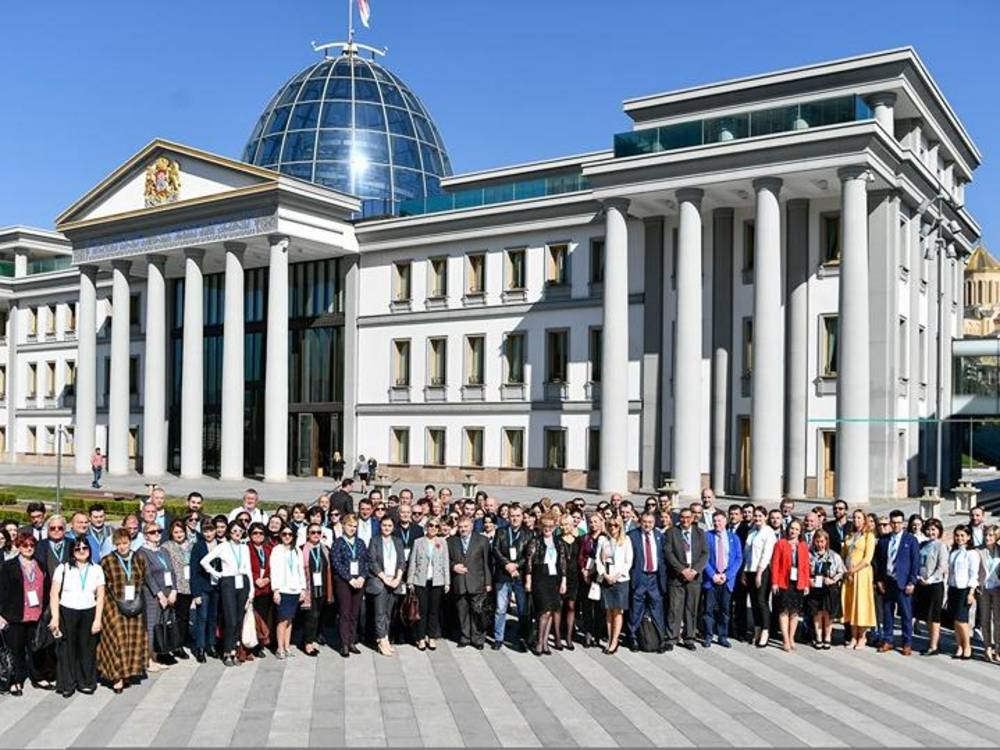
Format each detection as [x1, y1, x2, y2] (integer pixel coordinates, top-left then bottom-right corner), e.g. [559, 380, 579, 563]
[702, 510, 743, 648]
[627, 511, 667, 650]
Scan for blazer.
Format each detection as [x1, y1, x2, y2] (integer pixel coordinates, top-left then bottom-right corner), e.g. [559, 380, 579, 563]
[330, 535, 371, 581]
[446, 533, 492, 595]
[393, 523, 424, 556]
[0, 556, 46, 623]
[742, 525, 777, 573]
[301, 542, 335, 609]
[663, 526, 709, 580]
[627, 527, 668, 593]
[189, 539, 220, 597]
[248, 542, 273, 597]
[702, 529, 744, 592]
[269, 544, 306, 595]
[823, 519, 854, 556]
[329, 490, 354, 517]
[917, 538, 948, 584]
[35, 538, 73, 578]
[874, 532, 921, 588]
[491, 525, 530, 582]
[406, 535, 451, 588]
[770, 539, 811, 592]
[366, 535, 406, 595]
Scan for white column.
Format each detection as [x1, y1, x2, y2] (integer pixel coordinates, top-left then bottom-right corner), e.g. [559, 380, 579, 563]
[750, 177, 783, 503]
[599, 199, 630, 494]
[785, 199, 810, 498]
[220, 242, 246, 481]
[264, 235, 290, 482]
[107, 261, 131, 475]
[74, 265, 98, 474]
[867, 92, 897, 134]
[836, 166, 871, 504]
[142, 255, 167, 478]
[180, 248, 205, 479]
[673, 188, 703, 499]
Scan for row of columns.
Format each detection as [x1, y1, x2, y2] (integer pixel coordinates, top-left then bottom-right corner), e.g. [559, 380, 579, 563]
[73, 235, 291, 482]
[598, 165, 872, 505]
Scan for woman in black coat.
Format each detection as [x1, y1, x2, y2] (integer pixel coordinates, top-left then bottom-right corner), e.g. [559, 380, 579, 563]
[0, 532, 55, 694]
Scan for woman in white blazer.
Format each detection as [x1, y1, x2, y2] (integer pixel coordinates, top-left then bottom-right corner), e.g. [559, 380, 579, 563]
[269, 526, 306, 659]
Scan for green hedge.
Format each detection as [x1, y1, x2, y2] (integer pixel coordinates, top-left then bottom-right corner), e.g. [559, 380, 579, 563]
[0, 509, 30, 524]
[0, 491, 17, 506]
[57, 495, 285, 517]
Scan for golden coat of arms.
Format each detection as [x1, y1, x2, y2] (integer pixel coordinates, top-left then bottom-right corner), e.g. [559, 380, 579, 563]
[144, 156, 181, 207]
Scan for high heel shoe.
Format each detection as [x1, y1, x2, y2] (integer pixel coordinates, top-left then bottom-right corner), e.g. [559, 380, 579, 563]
[606, 643, 619, 655]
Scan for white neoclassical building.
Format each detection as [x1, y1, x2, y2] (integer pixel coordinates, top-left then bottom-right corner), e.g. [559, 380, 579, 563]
[0, 46, 981, 503]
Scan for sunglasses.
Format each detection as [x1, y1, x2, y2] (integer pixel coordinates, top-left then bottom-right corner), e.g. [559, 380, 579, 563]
[281, 531, 295, 537]
[309, 530, 322, 535]
[49, 525, 65, 531]
[146, 529, 162, 535]
[251, 530, 265, 535]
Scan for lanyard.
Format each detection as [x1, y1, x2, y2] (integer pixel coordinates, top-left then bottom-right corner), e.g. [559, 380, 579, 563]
[50, 540, 65, 558]
[115, 552, 133, 581]
[508, 528, 518, 548]
[345, 538, 357, 560]
[311, 547, 322, 571]
[288, 547, 298, 575]
[21, 559, 37, 585]
[231, 542, 243, 572]
[77, 563, 90, 591]
[254, 545, 266, 569]
[401, 527, 411, 546]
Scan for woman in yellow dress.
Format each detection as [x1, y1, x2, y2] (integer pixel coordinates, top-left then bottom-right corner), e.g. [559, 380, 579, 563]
[841, 509, 876, 648]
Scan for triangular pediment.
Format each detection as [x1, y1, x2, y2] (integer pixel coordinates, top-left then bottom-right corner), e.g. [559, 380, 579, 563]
[56, 139, 280, 229]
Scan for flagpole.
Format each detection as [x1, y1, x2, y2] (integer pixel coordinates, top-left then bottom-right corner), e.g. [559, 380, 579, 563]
[348, 0, 354, 44]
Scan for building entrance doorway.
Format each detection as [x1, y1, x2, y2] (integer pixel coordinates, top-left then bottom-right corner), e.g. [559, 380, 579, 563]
[821, 430, 837, 497]
[289, 411, 341, 477]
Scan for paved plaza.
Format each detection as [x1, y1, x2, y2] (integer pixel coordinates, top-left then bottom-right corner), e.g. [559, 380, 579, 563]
[2, 636, 1000, 748]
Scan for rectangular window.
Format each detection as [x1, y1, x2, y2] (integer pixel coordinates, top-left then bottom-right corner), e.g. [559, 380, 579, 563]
[27, 426, 37, 453]
[742, 318, 753, 377]
[129, 294, 141, 327]
[45, 361, 56, 398]
[588, 428, 600, 472]
[27, 363, 37, 398]
[44, 426, 54, 454]
[898, 317, 909, 380]
[64, 426, 74, 456]
[428, 338, 447, 386]
[546, 243, 569, 286]
[129, 427, 138, 458]
[505, 248, 526, 290]
[129, 357, 139, 395]
[504, 332, 525, 384]
[45, 306, 56, 335]
[0, 365, 5, 397]
[28, 308, 37, 336]
[65, 303, 76, 333]
[821, 212, 841, 265]
[426, 428, 446, 466]
[465, 335, 485, 386]
[428, 257, 448, 298]
[464, 427, 484, 467]
[589, 327, 603, 383]
[391, 427, 410, 465]
[546, 329, 569, 383]
[392, 340, 411, 387]
[743, 220, 755, 274]
[544, 428, 566, 470]
[821, 315, 839, 377]
[897, 430, 907, 480]
[466, 253, 486, 295]
[0, 427, 5, 454]
[918, 325, 927, 384]
[503, 428, 524, 468]
[392, 261, 412, 302]
[590, 238, 605, 285]
[65, 361, 75, 396]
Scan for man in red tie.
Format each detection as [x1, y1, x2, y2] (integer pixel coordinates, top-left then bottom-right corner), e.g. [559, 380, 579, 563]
[626, 511, 668, 651]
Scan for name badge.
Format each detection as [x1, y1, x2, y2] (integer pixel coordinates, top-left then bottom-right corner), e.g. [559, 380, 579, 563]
[812, 575, 824, 588]
[404, 548, 411, 562]
[26, 590, 40, 608]
[234, 575, 244, 590]
[349, 561, 360, 577]
[546, 559, 557, 576]
[509, 547, 517, 561]
[124, 585, 136, 602]
[313, 571, 323, 587]
[183, 565, 190, 581]
[163, 572, 173, 588]
[790, 567, 798, 582]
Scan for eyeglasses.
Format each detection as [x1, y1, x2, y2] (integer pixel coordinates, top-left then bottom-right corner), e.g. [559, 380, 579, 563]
[146, 529, 162, 535]
[280, 532, 294, 538]
[251, 530, 264, 535]
[309, 530, 322, 535]
[49, 525, 65, 531]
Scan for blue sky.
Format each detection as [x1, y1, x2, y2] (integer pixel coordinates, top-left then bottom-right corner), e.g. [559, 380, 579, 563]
[2, 0, 997, 247]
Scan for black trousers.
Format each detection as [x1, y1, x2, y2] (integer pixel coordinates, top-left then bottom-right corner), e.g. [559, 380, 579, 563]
[174, 593, 193, 650]
[301, 604, 322, 644]
[732, 575, 750, 639]
[55, 606, 98, 693]
[5, 621, 38, 686]
[748, 569, 772, 633]
[455, 591, 487, 646]
[219, 577, 249, 652]
[577, 580, 605, 642]
[414, 585, 443, 641]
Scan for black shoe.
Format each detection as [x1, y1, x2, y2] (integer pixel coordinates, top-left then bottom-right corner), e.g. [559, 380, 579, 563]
[206, 648, 219, 659]
[194, 650, 206, 663]
[491, 641, 503, 651]
[111, 685, 123, 695]
[681, 641, 697, 651]
[457, 641, 469, 649]
[565, 642, 575, 651]
[173, 648, 189, 660]
[658, 643, 671, 653]
[473, 643, 484, 651]
[340, 647, 350, 658]
[349, 644, 361, 655]
[61, 690, 75, 699]
[552, 642, 563, 651]
[317, 634, 327, 646]
[583, 634, 593, 649]
[629, 643, 640, 653]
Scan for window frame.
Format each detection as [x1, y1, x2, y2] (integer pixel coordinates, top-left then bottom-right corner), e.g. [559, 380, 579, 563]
[820, 314, 839, 378]
[391, 339, 411, 387]
[427, 257, 448, 300]
[391, 427, 410, 465]
[502, 427, 525, 469]
[545, 242, 570, 288]
[820, 211, 841, 266]
[544, 427, 567, 470]
[426, 427, 446, 466]
[545, 328, 569, 384]
[504, 247, 526, 292]
[463, 427, 485, 468]
[427, 337, 447, 387]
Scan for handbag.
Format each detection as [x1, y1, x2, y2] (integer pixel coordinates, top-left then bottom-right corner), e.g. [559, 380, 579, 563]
[116, 592, 144, 618]
[241, 607, 259, 649]
[401, 588, 421, 626]
[32, 608, 55, 652]
[0, 632, 16, 689]
[152, 607, 182, 654]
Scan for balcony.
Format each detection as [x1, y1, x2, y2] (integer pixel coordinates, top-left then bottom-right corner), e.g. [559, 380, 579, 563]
[461, 384, 485, 401]
[399, 172, 590, 217]
[614, 95, 873, 159]
[544, 381, 569, 402]
[424, 383, 447, 402]
[389, 385, 411, 403]
[501, 382, 526, 401]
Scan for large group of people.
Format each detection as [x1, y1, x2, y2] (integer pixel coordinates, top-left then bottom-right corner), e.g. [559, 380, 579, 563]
[0, 480, 997, 698]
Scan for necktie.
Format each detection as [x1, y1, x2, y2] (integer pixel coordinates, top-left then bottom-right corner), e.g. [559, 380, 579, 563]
[716, 533, 725, 571]
[644, 533, 654, 573]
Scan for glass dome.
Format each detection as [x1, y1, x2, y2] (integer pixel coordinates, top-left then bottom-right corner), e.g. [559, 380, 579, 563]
[242, 50, 452, 217]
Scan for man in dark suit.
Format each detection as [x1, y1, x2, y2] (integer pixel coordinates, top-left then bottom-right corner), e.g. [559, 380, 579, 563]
[19, 501, 48, 542]
[823, 499, 853, 556]
[447, 516, 492, 649]
[330, 478, 355, 517]
[35, 514, 72, 577]
[491, 506, 529, 650]
[873, 508, 921, 655]
[663, 507, 708, 650]
[626, 511, 667, 650]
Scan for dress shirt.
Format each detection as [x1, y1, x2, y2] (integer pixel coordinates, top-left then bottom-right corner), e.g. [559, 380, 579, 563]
[357, 518, 374, 547]
[227, 506, 268, 524]
[743, 526, 776, 573]
[948, 548, 981, 590]
[382, 537, 398, 578]
[971, 525, 985, 548]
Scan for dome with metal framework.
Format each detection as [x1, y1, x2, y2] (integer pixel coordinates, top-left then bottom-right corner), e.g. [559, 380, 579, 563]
[242, 45, 452, 218]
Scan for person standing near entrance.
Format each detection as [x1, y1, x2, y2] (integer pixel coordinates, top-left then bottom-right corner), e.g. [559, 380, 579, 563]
[90, 448, 105, 489]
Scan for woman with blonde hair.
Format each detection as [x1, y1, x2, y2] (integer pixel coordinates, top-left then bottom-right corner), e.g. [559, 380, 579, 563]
[595, 516, 633, 654]
[525, 512, 566, 655]
[841, 509, 876, 649]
